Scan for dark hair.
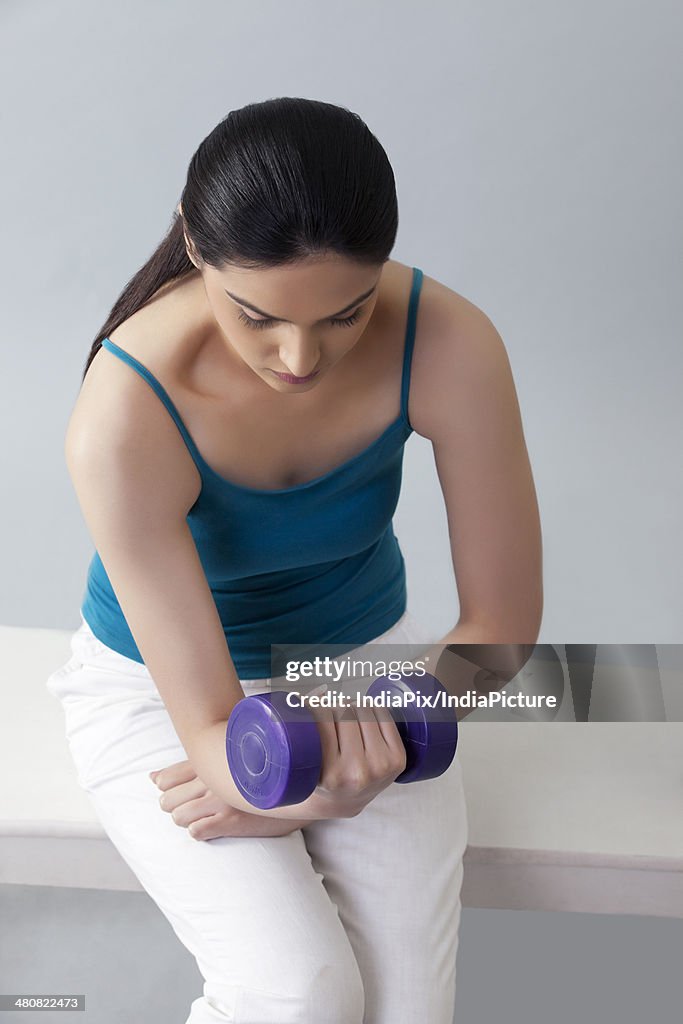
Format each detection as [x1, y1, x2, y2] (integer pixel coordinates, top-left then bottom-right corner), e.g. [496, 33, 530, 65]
[81, 96, 399, 383]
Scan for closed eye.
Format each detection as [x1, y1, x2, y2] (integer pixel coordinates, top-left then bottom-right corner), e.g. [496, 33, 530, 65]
[237, 307, 364, 331]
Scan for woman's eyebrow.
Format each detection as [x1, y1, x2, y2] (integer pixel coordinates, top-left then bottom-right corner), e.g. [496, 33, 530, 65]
[223, 282, 379, 322]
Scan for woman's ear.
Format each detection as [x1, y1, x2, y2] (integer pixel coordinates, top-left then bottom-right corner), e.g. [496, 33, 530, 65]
[177, 205, 200, 269]
[184, 235, 200, 269]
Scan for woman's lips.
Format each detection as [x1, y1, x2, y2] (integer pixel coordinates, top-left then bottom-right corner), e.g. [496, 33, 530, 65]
[272, 369, 320, 383]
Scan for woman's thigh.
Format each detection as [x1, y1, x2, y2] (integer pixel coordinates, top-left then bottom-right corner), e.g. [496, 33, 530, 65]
[301, 610, 469, 1024]
[46, 621, 365, 1024]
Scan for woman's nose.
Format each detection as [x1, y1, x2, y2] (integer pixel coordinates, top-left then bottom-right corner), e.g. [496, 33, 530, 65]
[278, 342, 320, 377]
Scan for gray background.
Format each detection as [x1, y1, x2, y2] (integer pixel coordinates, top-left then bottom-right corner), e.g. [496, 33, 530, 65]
[1, 0, 682, 1021]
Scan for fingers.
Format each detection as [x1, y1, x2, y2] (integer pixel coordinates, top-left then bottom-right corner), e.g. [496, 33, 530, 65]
[152, 759, 208, 814]
[353, 704, 405, 778]
[187, 814, 227, 841]
[305, 698, 363, 792]
[150, 759, 231, 837]
[334, 700, 367, 757]
[157, 776, 208, 813]
[150, 759, 196, 788]
[166, 793, 224, 829]
[356, 703, 401, 754]
[306, 691, 400, 759]
[306, 697, 341, 760]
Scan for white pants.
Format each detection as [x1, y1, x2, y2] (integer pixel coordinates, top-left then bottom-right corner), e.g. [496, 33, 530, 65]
[46, 609, 469, 1024]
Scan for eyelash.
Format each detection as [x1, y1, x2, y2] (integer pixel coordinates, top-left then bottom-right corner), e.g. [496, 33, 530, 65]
[237, 308, 363, 331]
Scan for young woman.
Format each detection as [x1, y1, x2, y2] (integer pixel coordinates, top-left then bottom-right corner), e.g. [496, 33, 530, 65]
[47, 97, 542, 1023]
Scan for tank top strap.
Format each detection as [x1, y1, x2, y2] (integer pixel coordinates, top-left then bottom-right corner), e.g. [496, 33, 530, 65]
[400, 267, 423, 430]
[100, 337, 205, 475]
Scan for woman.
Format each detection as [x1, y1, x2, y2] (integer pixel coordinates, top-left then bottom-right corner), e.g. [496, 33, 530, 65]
[47, 97, 542, 1023]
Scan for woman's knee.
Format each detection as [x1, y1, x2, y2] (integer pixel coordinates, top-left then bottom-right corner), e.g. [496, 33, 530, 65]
[303, 957, 365, 1023]
[205, 955, 365, 1024]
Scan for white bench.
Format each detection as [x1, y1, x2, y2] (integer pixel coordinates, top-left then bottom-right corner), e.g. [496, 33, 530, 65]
[3, 624, 682, 917]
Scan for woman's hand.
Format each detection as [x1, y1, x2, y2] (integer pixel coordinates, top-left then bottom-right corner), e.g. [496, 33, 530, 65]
[150, 759, 314, 840]
[306, 698, 408, 818]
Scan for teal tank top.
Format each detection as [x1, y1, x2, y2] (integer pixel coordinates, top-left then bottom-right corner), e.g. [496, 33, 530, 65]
[81, 266, 424, 678]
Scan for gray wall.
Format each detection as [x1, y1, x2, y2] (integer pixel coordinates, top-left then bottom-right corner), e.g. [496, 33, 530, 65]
[2, 1, 681, 1021]
[2, 0, 681, 641]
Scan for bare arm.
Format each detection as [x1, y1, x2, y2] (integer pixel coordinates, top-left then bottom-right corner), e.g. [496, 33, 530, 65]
[66, 354, 335, 820]
[187, 722, 344, 820]
[412, 289, 543, 715]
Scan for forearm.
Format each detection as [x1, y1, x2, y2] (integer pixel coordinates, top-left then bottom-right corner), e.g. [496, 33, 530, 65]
[185, 719, 335, 820]
[419, 619, 540, 722]
[184, 619, 541, 811]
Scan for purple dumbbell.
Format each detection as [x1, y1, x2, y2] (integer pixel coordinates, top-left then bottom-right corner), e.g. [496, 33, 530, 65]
[225, 672, 458, 810]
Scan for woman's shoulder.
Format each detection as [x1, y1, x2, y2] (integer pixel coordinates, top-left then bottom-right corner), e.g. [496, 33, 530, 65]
[403, 266, 499, 440]
[73, 271, 214, 431]
[101, 270, 210, 385]
[68, 274, 210, 486]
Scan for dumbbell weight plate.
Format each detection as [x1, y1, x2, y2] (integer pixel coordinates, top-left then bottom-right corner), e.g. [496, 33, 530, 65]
[365, 673, 458, 782]
[226, 691, 322, 810]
